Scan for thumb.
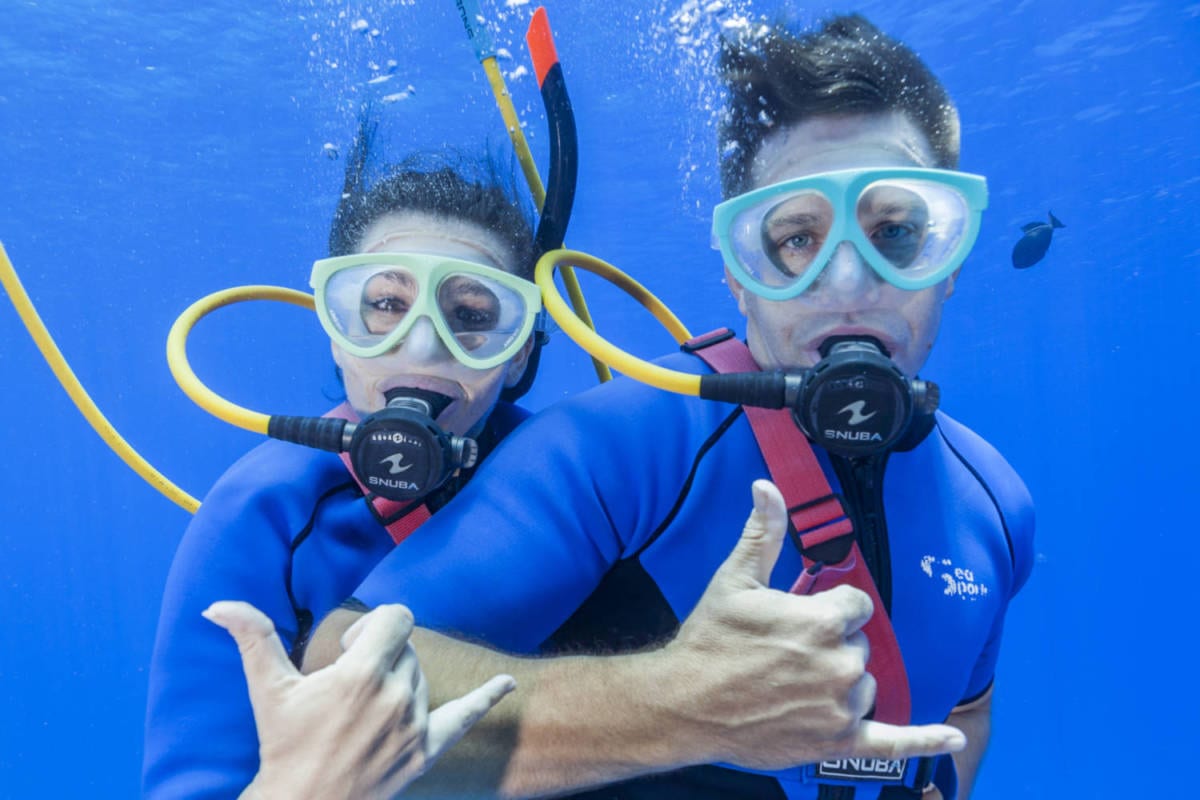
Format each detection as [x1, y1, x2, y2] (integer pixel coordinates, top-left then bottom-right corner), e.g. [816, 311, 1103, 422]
[716, 480, 789, 588]
[424, 674, 517, 762]
[203, 601, 298, 702]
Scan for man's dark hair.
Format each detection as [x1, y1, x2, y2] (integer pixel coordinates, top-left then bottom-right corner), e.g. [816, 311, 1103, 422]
[718, 13, 961, 197]
[329, 111, 536, 279]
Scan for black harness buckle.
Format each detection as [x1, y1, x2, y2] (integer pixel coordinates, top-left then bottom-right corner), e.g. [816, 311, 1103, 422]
[681, 327, 736, 353]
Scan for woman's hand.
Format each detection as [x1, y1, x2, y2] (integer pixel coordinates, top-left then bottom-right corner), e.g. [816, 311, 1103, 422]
[204, 601, 515, 800]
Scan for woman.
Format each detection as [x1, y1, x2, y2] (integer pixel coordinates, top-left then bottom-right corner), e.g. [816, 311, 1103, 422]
[142, 123, 544, 799]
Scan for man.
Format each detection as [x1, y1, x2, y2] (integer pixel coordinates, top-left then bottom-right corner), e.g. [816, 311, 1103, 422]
[304, 14, 1033, 800]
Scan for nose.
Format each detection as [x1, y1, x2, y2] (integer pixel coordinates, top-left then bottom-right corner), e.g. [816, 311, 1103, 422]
[397, 315, 451, 364]
[807, 241, 883, 306]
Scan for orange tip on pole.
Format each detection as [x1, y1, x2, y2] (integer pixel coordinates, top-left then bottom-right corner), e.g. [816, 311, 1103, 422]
[526, 7, 558, 88]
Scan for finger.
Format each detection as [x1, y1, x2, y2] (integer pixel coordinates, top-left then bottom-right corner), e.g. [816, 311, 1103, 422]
[846, 629, 870, 669]
[817, 584, 875, 636]
[848, 720, 967, 761]
[411, 656, 431, 723]
[716, 480, 789, 588]
[424, 674, 517, 761]
[202, 601, 297, 698]
[388, 642, 422, 698]
[340, 611, 369, 651]
[847, 669, 876, 721]
[337, 604, 416, 674]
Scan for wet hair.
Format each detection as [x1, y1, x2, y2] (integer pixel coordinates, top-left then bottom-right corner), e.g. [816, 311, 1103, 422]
[328, 112, 537, 279]
[717, 14, 961, 198]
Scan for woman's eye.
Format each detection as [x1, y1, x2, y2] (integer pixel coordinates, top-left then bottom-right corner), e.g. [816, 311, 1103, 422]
[450, 305, 498, 330]
[367, 296, 407, 313]
[361, 295, 411, 334]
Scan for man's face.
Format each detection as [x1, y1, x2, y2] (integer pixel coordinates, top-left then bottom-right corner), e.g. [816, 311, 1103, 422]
[730, 112, 958, 377]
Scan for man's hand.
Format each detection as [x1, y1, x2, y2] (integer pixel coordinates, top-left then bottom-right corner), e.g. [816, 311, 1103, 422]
[658, 479, 966, 770]
[203, 601, 516, 800]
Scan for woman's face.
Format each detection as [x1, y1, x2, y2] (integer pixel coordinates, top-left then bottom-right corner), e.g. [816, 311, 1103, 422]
[330, 211, 532, 435]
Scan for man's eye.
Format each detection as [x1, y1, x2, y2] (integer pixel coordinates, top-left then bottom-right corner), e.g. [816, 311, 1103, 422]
[781, 232, 814, 250]
[874, 223, 913, 241]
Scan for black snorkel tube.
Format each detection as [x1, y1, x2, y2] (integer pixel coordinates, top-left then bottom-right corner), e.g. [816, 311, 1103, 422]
[502, 7, 578, 401]
[529, 12, 577, 255]
[272, 10, 584, 492]
[168, 8, 583, 504]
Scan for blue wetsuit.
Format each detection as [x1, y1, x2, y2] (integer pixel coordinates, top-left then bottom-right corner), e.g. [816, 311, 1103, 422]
[142, 403, 528, 800]
[352, 352, 1035, 800]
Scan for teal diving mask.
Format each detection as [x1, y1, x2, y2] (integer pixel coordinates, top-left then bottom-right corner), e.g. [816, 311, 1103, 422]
[711, 167, 988, 299]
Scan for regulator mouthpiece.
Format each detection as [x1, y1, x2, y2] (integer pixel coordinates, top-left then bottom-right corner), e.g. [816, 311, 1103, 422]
[794, 338, 938, 458]
[347, 388, 477, 502]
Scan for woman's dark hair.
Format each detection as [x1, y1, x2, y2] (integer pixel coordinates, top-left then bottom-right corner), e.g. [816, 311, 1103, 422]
[718, 13, 961, 198]
[328, 112, 537, 279]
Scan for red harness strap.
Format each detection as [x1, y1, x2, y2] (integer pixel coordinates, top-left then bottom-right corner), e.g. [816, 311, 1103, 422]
[324, 403, 432, 546]
[686, 329, 912, 725]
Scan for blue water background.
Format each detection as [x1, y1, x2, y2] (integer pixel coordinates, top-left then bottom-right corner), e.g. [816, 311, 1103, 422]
[1, 1, 1197, 796]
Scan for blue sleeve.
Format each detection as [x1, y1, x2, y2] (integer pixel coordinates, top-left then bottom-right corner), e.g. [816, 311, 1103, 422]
[142, 445, 330, 800]
[354, 361, 711, 653]
[937, 414, 1036, 702]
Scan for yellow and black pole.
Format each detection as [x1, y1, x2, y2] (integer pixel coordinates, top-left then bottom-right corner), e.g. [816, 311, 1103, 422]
[455, 1, 611, 383]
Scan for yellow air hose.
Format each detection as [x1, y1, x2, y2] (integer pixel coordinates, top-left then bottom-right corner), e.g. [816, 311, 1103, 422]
[0, 241, 201, 513]
[165, 285, 316, 437]
[535, 248, 701, 395]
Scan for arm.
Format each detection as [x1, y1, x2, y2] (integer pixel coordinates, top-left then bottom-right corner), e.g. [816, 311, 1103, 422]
[942, 686, 992, 798]
[305, 481, 967, 798]
[144, 443, 377, 799]
[144, 460, 299, 799]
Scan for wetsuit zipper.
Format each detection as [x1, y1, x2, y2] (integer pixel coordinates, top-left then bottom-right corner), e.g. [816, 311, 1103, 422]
[817, 454, 894, 800]
[831, 453, 892, 612]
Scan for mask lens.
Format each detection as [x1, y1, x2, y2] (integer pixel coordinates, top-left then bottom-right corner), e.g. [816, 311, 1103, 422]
[759, 191, 835, 284]
[436, 271, 529, 361]
[361, 269, 420, 334]
[729, 190, 834, 291]
[322, 263, 421, 348]
[856, 179, 970, 280]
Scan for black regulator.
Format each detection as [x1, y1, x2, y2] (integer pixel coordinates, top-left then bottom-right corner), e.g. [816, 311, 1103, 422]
[792, 337, 939, 457]
[698, 336, 939, 458]
[267, 387, 477, 502]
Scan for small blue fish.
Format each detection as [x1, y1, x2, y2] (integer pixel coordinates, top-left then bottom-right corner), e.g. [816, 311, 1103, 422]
[1011, 211, 1065, 269]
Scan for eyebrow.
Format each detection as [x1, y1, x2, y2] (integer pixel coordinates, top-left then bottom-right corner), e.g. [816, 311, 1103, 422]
[368, 270, 418, 291]
[860, 190, 927, 217]
[765, 212, 826, 230]
[441, 277, 499, 303]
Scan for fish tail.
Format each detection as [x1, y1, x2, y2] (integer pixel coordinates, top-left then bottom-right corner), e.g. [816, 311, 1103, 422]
[1048, 210, 1065, 229]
